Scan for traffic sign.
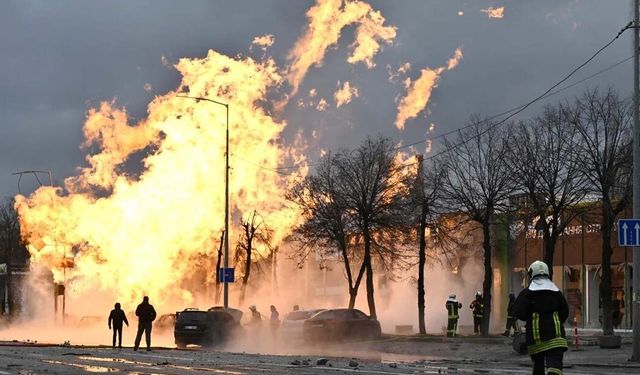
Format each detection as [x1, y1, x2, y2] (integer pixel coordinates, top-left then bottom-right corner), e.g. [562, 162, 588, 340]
[218, 268, 235, 283]
[618, 219, 640, 246]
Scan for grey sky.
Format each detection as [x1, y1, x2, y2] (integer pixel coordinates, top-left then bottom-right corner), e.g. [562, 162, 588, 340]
[0, 0, 634, 199]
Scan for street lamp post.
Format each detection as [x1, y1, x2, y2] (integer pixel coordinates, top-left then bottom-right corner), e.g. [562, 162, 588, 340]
[177, 95, 230, 308]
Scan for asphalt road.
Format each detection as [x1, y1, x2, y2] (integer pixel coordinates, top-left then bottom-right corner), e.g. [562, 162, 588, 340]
[0, 339, 638, 374]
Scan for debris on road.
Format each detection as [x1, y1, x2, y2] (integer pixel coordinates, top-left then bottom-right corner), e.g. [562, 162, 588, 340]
[316, 358, 329, 365]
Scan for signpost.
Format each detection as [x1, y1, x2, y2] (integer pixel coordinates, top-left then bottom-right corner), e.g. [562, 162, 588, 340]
[619, 219, 640, 247]
[218, 268, 235, 283]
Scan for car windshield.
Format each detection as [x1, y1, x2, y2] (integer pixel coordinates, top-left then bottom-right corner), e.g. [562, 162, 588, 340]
[310, 309, 349, 320]
[177, 311, 208, 322]
[286, 311, 312, 320]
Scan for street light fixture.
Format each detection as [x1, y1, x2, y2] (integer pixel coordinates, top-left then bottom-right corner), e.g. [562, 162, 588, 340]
[177, 95, 231, 308]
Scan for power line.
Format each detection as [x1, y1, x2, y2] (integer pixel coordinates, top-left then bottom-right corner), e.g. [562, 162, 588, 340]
[231, 155, 304, 177]
[397, 54, 634, 151]
[420, 21, 633, 161]
[227, 22, 633, 175]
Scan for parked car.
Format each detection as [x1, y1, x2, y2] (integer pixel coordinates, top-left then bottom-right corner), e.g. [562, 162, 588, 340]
[281, 309, 325, 338]
[302, 308, 381, 342]
[207, 306, 243, 323]
[154, 313, 176, 333]
[174, 307, 241, 348]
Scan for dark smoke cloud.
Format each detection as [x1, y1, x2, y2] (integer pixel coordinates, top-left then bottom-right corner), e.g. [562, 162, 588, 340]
[0, 0, 632, 198]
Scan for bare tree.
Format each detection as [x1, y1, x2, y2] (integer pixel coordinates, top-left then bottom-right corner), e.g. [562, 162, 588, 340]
[288, 155, 367, 309]
[331, 136, 411, 319]
[0, 198, 28, 314]
[567, 89, 632, 336]
[413, 155, 446, 334]
[234, 211, 273, 305]
[505, 107, 589, 279]
[440, 118, 515, 336]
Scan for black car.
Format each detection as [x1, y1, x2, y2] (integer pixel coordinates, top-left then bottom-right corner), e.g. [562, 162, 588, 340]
[174, 308, 240, 348]
[302, 308, 381, 342]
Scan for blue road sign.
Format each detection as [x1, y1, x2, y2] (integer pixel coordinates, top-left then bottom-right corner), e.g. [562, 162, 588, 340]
[218, 268, 235, 283]
[618, 219, 640, 247]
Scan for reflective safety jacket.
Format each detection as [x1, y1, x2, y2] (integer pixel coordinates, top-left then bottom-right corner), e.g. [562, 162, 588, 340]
[446, 300, 462, 320]
[513, 278, 569, 355]
[470, 298, 484, 318]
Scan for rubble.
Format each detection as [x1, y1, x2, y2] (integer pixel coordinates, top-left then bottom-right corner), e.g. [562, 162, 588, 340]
[316, 358, 329, 365]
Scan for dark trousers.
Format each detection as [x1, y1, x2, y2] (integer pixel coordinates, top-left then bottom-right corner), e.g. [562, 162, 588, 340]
[112, 326, 123, 347]
[531, 347, 564, 375]
[473, 316, 482, 333]
[446, 318, 458, 337]
[134, 322, 152, 350]
[505, 317, 518, 334]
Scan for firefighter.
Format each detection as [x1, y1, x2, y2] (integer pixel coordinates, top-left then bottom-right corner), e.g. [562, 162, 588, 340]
[470, 291, 484, 334]
[502, 293, 518, 337]
[514, 260, 568, 375]
[445, 293, 462, 337]
[248, 305, 262, 326]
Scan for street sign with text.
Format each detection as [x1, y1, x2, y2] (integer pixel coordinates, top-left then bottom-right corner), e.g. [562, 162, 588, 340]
[218, 268, 235, 283]
[618, 219, 640, 246]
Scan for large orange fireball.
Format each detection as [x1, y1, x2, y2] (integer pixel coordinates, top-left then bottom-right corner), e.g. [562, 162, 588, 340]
[15, 50, 305, 311]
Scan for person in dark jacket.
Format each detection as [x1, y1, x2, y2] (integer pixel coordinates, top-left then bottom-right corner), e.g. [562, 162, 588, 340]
[108, 302, 129, 348]
[445, 293, 462, 337]
[514, 260, 568, 375]
[502, 293, 518, 337]
[269, 305, 280, 338]
[133, 296, 157, 351]
[470, 291, 484, 334]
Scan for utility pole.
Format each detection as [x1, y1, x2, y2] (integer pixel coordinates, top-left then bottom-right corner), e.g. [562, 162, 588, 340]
[416, 154, 427, 335]
[177, 95, 230, 308]
[632, 0, 640, 361]
[223, 99, 230, 309]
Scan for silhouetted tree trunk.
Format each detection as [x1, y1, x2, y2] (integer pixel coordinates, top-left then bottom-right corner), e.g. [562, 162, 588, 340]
[569, 89, 632, 336]
[288, 153, 368, 311]
[441, 118, 514, 337]
[332, 137, 412, 319]
[506, 108, 588, 280]
[214, 231, 224, 305]
[235, 211, 262, 306]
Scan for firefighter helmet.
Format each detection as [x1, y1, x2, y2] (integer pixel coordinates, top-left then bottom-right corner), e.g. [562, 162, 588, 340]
[449, 293, 456, 299]
[475, 291, 482, 298]
[528, 260, 549, 279]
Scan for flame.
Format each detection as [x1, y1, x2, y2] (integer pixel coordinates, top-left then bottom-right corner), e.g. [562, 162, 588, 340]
[334, 81, 359, 108]
[286, 0, 396, 96]
[316, 98, 329, 111]
[394, 47, 463, 130]
[15, 50, 305, 310]
[481, 6, 505, 19]
[251, 34, 275, 48]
